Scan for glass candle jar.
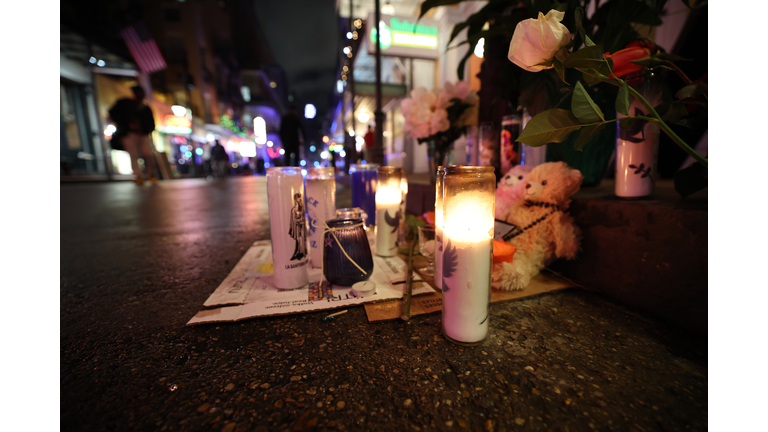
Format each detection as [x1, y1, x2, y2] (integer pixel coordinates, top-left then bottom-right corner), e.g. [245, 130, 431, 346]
[350, 163, 379, 227]
[336, 207, 367, 221]
[305, 167, 336, 269]
[322, 218, 374, 286]
[374, 166, 402, 257]
[266, 167, 309, 289]
[434, 166, 445, 290]
[440, 166, 495, 346]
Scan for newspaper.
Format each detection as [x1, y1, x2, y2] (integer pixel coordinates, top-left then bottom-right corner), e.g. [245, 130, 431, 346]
[187, 240, 434, 325]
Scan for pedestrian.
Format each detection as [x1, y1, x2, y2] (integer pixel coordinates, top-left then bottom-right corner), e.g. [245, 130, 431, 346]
[279, 105, 305, 167]
[108, 85, 157, 184]
[363, 124, 375, 163]
[210, 140, 229, 178]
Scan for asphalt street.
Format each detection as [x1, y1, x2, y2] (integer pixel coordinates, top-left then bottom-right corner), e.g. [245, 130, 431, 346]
[60, 177, 707, 432]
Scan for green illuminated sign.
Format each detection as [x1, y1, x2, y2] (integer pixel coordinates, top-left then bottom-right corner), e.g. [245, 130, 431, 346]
[367, 14, 439, 59]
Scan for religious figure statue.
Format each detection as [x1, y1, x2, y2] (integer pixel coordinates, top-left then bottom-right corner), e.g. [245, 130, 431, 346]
[288, 193, 307, 261]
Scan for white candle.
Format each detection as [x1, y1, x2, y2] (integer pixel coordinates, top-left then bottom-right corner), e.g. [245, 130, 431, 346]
[267, 167, 309, 289]
[305, 176, 336, 268]
[442, 189, 494, 344]
[375, 187, 401, 257]
[434, 168, 444, 289]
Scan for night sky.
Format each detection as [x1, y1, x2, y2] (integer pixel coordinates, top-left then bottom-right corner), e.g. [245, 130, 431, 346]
[252, 0, 339, 120]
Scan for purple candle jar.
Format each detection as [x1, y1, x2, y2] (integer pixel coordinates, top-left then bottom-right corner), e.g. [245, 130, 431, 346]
[350, 163, 379, 227]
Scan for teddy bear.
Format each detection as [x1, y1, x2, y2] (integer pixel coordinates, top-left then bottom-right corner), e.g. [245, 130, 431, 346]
[491, 162, 583, 291]
[495, 164, 534, 219]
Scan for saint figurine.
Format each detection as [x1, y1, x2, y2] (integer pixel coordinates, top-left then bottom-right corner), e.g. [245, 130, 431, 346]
[288, 193, 307, 261]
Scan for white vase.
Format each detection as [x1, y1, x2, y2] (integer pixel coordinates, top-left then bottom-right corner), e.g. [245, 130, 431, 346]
[615, 69, 661, 198]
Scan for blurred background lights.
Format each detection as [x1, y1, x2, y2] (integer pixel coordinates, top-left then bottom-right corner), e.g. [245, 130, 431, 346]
[265, 162, 271, 168]
[342, 47, 351, 55]
[381, 1, 395, 14]
[340, 150, 346, 157]
[348, 130, 355, 137]
[267, 141, 273, 147]
[278, 148, 285, 155]
[301, 169, 307, 176]
[96, 59, 105, 67]
[179, 145, 188, 153]
[313, 161, 320, 168]
[304, 104, 316, 119]
[357, 112, 370, 123]
[300, 160, 306, 166]
[254, 117, 267, 144]
[89, 56, 97, 64]
[269, 81, 277, 88]
[322, 136, 330, 143]
[320, 151, 329, 160]
[206, 133, 215, 142]
[346, 32, 353, 39]
[171, 105, 187, 117]
[195, 148, 203, 156]
[103, 124, 116, 137]
[309, 145, 316, 152]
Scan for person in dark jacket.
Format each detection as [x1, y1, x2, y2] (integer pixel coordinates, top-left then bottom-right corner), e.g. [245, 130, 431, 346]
[210, 140, 229, 178]
[108, 85, 157, 184]
[279, 105, 305, 167]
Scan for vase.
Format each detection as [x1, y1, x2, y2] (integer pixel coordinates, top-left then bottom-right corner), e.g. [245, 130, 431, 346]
[615, 68, 662, 198]
[428, 140, 454, 184]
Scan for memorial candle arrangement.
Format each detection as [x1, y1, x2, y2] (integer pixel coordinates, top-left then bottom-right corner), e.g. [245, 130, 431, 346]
[305, 167, 336, 269]
[350, 164, 379, 227]
[266, 167, 309, 289]
[374, 167, 402, 257]
[440, 166, 495, 345]
[434, 166, 445, 289]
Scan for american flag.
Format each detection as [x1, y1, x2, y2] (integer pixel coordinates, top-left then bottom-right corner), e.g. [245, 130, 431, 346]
[120, 22, 167, 73]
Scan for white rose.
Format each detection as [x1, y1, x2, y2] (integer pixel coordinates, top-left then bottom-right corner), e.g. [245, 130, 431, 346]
[508, 10, 572, 73]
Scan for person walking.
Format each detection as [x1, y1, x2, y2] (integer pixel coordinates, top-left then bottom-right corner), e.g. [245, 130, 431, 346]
[108, 85, 157, 184]
[210, 140, 229, 178]
[279, 105, 305, 167]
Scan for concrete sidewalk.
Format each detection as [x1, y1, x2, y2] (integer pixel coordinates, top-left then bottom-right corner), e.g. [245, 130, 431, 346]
[61, 177, 707, 431]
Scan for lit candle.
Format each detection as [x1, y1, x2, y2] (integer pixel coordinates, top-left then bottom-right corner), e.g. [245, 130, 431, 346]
[434, 166, 444, 289]
[375, 167, 402, 257]
[441, 166, 495, 345]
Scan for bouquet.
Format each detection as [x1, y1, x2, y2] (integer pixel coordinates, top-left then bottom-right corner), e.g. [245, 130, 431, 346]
[401, 81, 478, 167]
[507, 9, 707, 196]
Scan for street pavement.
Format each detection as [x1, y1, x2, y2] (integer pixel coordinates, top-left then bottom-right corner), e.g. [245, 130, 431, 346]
[61, 177, 707, 432]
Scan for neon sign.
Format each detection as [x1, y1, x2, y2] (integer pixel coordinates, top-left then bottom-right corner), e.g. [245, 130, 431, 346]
[367, 14, 439, 59]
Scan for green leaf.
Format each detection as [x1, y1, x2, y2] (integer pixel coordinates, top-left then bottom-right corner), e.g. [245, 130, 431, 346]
[515, 109, 584, 147]
[616, 81, 630, 116]
[563, 45, 606, 69]
[674, 162, 708, 198]
[619, 117, 637, 130]
[661, 101, 689, 122]
[574, 122, 607, 151]
[676, 83, 708, 100]
[553, 58, 567, 84]
[571, 81, 605, 124]
[573, 7, 596, 47]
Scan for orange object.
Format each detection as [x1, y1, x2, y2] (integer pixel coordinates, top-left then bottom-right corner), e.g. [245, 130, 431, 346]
[604, 41, 654, 79]
[423, 211, 436, 226]
[492, 240, 516, 264]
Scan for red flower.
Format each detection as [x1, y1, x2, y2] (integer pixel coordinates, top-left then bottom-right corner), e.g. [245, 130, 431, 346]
[604, 41, 654, 78]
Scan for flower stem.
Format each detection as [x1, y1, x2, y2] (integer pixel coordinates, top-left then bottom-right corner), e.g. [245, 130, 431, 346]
[625, 86, 708, 168]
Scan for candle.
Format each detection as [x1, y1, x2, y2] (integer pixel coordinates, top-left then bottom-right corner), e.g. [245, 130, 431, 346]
[441, 166, 495, 345]
[374, 167, 402, 257]
[266, 167, 309, 289]
[350, 163, 379, 227]
[434, 166, 444, 289]
[305, 167, 336, 269]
